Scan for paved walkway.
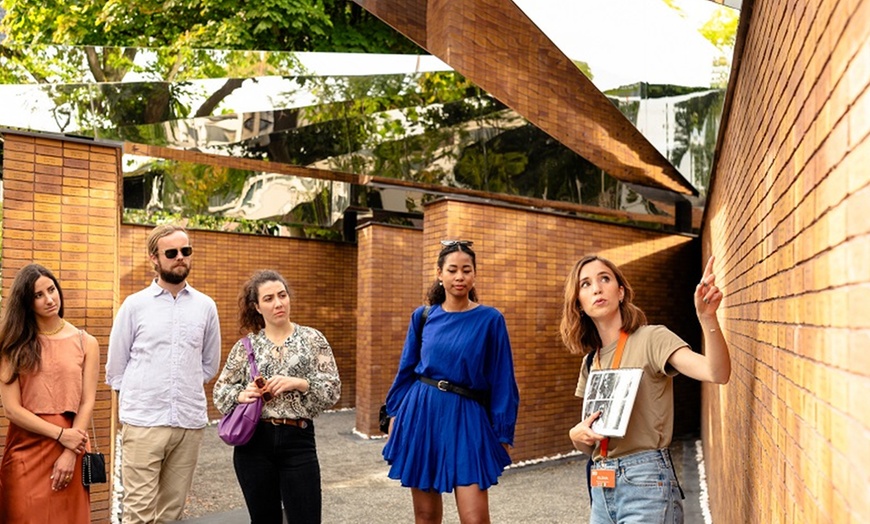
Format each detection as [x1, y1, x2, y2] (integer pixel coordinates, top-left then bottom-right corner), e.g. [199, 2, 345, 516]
[177, 410, 705, 523]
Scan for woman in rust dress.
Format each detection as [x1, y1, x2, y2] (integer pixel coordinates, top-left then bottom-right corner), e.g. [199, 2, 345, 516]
[0, 264, 99, 523]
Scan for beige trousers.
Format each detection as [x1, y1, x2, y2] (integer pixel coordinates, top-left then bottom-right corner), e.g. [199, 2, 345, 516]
[120, 424, 204, 524]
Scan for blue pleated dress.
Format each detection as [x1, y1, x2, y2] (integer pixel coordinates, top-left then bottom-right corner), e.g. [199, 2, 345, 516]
[382, 304, 520, 493]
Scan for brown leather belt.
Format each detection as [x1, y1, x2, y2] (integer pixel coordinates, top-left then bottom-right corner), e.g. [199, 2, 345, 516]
[263, 418, 311, 429]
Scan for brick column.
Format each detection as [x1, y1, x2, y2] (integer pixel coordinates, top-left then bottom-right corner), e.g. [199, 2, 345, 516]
[355, 223, 423, 435]
[1, 132, 120, 523]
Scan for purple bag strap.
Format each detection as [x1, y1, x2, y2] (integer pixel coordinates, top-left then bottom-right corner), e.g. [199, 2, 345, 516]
[241, 337, 259, 378]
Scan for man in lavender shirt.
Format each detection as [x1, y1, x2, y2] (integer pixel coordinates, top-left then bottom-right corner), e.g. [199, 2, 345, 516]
[107, 224, 221, 524]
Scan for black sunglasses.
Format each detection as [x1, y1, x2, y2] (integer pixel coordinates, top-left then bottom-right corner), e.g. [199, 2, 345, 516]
[162, 246, 193, 258]
[440, 240, 474, 247]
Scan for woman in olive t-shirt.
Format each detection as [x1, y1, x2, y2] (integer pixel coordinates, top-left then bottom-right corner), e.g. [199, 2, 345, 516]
[559, 255, 731, 524]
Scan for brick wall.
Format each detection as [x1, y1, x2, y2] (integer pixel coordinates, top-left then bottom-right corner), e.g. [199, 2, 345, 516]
[1, 133, 119, 523]
[701, 0, 870, 522]
[370, 198, 700, 461]
[118, 225, 358, 418]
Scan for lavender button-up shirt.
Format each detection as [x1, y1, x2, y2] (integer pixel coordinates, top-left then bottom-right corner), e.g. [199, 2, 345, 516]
[107, 280, 221, 429]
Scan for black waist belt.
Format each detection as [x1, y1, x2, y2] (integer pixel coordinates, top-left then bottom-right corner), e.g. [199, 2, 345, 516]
[418, 376, 489, 406]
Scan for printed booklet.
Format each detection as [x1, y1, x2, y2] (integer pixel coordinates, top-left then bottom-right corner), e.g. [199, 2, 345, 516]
[582, 368, 644, 438]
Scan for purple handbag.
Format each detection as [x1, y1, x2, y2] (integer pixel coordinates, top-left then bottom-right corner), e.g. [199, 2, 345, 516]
[218, 337, 263, 445]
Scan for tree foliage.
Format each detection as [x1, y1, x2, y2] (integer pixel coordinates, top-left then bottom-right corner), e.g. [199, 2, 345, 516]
[661, 0, 738, 52]
[698, 8, 739, 52]
[0, 0, 419, 53]
[0, 0, 422, 135]
[572, 60, 593, 81]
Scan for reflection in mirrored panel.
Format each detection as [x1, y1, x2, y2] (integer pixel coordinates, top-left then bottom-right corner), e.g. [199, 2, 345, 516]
[609, 84, 725, 193]
[0, 45, 451, 136]
[0, 45, 449, 86]
[1, 43, 724, 238]
[122, 155, 351, 240]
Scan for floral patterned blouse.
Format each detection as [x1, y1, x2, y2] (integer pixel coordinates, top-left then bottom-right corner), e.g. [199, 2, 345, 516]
[213, 324, 341, 420]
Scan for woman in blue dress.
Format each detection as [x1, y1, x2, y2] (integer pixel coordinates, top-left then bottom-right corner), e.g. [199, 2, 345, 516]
[383, 240, 520, 524]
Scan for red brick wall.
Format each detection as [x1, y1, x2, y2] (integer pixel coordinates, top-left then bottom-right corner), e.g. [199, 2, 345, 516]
[118, 225, 358, 419]
[701, 0, 870, 522]
[1, 133, 119, 523]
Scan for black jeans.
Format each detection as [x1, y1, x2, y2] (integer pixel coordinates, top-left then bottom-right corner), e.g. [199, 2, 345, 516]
[233, 420, 321, 524]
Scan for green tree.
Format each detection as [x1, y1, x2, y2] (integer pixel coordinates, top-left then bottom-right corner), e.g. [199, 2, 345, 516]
[698, 8, 739, 51]
[0, 0, 420, 129]
[572, 60, 593, 81]
[0, 0, 418, 53]
[661, 0, 738, 51]
[661, 0, 738, 88]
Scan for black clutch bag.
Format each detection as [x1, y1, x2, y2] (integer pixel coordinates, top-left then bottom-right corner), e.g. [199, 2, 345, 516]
[378, 404, 391, 434]
[82, 451, 107, 486]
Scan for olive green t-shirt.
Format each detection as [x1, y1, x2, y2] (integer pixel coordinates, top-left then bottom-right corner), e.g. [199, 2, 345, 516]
[574, 325, 688, 460]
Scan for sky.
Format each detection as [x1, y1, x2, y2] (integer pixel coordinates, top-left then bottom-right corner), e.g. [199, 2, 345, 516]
[512, 0, 733, 90]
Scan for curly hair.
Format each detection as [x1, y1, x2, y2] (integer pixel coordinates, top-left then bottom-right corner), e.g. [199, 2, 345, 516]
[0, 264, 65, 384]
[238, 270, 293, 333]
[559, 255, 647, 356]
[425, 243, 479, 306]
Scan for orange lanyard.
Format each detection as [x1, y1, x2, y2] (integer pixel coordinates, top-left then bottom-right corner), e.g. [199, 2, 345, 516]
[595, 330, 629, 371]
[593, 330, 629, 458]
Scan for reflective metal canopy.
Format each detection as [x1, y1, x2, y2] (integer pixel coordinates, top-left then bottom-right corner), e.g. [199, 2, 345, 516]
[0, 33, 727, 237]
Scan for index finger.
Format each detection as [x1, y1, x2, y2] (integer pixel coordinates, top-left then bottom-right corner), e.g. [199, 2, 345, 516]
[702, 255, 716, 281]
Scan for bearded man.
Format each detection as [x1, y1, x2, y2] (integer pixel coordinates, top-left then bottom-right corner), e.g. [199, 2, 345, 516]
[107, 224, 221, 524]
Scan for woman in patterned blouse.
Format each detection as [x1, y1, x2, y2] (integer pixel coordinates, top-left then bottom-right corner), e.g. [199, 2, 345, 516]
[213, 269, 341, 524]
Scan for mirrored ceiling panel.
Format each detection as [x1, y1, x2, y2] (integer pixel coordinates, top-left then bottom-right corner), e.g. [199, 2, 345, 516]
[1, 43, 725, 237]
[0, 44, 724, 193]
[0, 45, 450, 85]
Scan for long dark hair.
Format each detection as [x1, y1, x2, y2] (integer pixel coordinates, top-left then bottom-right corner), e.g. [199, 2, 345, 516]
[559, 255, 647, 356]
[0, 264, 65, 383]
[238, 270, 292, 333]
[425, 243, 479, 305]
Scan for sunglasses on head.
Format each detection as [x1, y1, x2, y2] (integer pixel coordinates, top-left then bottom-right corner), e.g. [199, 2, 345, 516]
[440, 240, 474, 247]
[162, 246, 193, 258]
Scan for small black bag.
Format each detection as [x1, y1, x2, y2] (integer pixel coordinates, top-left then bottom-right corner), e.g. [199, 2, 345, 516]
[82, 451, 107, 486]
[78, 329, 108, 488]
[378, 404, 391, 434]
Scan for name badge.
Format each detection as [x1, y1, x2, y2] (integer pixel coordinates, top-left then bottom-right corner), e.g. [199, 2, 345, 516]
[590, 468, 616, 488]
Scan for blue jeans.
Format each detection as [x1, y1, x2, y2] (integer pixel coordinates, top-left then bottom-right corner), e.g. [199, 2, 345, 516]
[589, 449, 683, 524]
[233, 420, 321, 524]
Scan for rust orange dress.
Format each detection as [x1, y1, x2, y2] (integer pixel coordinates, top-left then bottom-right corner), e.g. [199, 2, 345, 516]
[0, 331, 90, 523]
